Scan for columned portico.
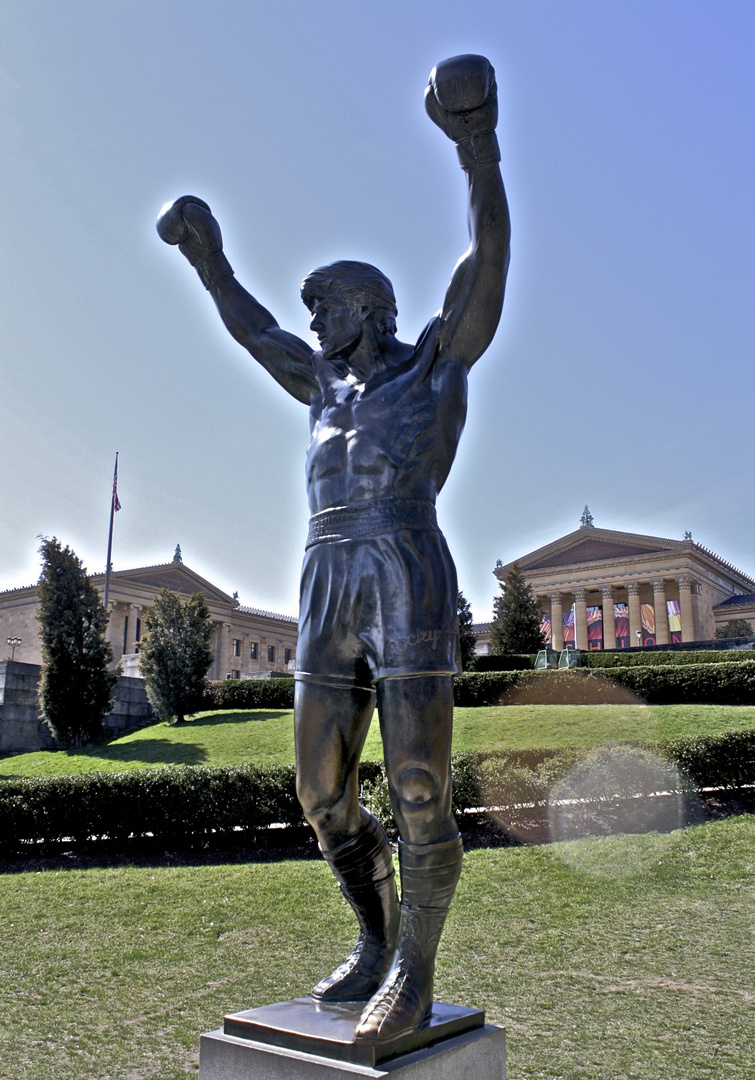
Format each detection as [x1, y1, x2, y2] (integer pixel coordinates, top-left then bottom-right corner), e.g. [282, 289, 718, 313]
[549, 592, 563, 651]
[652, 581, 669, 645]
[494, 521, 755, 652]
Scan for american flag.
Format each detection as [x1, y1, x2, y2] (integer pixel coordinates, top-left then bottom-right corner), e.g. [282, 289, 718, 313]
[112, 454, 121, 512]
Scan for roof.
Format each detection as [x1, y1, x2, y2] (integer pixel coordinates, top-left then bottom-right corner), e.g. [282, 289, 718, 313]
[237, 605, 298, 624]
[714, 593, 755, 610]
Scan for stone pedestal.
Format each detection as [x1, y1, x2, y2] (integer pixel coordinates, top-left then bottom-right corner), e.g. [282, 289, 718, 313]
[199, 998, 505, 1079]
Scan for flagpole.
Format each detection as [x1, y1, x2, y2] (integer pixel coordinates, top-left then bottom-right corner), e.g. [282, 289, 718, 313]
[103, 452, 119, 610]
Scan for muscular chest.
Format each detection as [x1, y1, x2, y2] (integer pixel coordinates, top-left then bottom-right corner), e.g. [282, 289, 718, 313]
[306, 359, 467, 483]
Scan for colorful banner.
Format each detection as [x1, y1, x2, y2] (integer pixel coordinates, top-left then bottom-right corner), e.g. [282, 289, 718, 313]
[562, 608, 575, 647]
[540, 613, 552, 645]
[586, 605, 603, 650]
[641, 603, 655, 646]
[614, 603, 629, 649]
[667, 599, 682, 644]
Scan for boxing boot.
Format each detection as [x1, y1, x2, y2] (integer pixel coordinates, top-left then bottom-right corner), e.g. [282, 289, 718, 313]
[312, 812, 400, 1004]
[354, 833, 463, 1041]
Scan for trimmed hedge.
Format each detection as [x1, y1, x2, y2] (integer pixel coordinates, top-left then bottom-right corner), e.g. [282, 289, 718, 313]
[200, 673, 524, 711]
[582, 650, 755, 669]
[2, 732, 752, 851]
[465, 654, 535, 673]
[452, 671, 523, 706]
[202, 678, 295, 710]
[602, 660, 755, 705]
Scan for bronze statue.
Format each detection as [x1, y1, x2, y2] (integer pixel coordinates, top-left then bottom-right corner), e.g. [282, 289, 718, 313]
[157, 54, 510, 1043]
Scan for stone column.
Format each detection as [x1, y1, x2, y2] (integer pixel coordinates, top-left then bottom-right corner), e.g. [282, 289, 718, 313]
[628, 583, 642, 647]
[573, 588, 588, 651]
[652, 581, 669, 645]
[126, 604, 143, 652]
[601, 586, 615, 651]
[549, 592, 563, 651]
[219, 622, 232, 679]
[677, 576, 695, 642]
[105, 600, 120, 655]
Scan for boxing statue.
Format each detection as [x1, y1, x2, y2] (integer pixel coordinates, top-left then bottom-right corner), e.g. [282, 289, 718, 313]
[157, 54, 510, 1042]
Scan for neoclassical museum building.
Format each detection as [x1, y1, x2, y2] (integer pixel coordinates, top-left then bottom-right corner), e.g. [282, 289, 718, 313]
[0, 550, 298, 680]
[491, 518, 755, 651]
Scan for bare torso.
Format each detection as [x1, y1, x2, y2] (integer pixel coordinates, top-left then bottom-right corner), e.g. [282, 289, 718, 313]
[305, 320, 468, 515]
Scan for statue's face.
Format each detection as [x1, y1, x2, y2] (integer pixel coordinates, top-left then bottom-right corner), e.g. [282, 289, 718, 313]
[309, 296, 364, 360]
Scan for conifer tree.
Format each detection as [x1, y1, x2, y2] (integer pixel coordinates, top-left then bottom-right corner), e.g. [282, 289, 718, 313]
[457, 591, 477, 671]
[490, 563, 546, 654]
[138, 588, 213, 724]
[36, 537, 118, 747]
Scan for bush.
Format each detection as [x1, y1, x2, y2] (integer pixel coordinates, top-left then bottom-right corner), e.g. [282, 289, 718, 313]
[603, 660, 755, 705]
[582, 650, 755, 669]
[452, 671, 523, 706]
[202, 678, 295, 710]
[2, 727, 754, 851]
[662, 729, 755, 790]
[465, 654, 535, 672]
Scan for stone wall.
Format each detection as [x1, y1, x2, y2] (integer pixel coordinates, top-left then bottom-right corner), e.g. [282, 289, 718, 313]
[0, 661, 153, 755]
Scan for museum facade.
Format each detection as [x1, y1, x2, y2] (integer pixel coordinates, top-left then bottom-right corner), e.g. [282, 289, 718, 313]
[0, 554, 298, 680]
[489, 522, 755, 651]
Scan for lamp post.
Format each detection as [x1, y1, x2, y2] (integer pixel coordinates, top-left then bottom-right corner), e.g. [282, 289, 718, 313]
[7, 636, 22, 661]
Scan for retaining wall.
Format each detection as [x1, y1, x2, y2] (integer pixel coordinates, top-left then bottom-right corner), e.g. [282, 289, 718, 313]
[0, 661, 153, 754]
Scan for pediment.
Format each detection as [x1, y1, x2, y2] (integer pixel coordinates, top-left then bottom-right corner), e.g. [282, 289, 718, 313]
[526, 536, 674, 570]
[510, 527, 685, 573]
[105, 563, 234, 605]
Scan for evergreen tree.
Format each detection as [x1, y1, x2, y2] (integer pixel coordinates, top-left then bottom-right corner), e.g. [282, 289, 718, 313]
[457, 591, 477, 671]
[138, 589, 213, 724]
[37, 537, 118, 748]
[490, 563, 546, 654]
[715, 618, 753, 640]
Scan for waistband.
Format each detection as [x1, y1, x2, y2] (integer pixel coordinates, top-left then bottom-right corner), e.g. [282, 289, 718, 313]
[306, 499, 438, 547]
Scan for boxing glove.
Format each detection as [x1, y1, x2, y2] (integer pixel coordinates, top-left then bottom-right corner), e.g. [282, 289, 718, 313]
[425, 55, 500, 170]
[156, 196, 233, 289]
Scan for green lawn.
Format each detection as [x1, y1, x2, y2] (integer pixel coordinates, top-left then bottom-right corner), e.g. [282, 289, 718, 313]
[1, 814, 752, 1080]
[2, 704, 755, 778]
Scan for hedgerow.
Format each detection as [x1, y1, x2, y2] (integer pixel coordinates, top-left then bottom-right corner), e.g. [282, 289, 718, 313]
[582, 650, 755, 669]
[202, 678, 295, 710]
[603, 660, 755, 705]
[465, 654, 535, 673]
[2, 732, 752, 852]
[452, 671, 523, 705]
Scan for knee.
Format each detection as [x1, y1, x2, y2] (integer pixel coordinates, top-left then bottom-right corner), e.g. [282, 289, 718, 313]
[393, 767, 439, 808]
[296, 775, 331, 830]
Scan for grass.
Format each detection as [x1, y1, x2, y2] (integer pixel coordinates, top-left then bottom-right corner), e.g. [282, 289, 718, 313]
[2, 704, 755, 779]
[0, 814, 752, 1080]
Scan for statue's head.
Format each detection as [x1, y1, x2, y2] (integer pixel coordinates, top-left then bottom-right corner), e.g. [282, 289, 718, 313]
[301, 261, 398, 337]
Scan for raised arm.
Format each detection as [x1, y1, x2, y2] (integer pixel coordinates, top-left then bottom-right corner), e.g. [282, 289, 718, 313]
[156, 197, 318, 405]
[425, 56, 511, 369]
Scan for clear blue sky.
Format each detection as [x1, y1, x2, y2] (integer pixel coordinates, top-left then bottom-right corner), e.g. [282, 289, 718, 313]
[1, 1, 753, 621]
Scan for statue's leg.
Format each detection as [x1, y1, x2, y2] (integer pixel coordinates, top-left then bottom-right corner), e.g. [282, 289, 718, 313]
[294, 680, 399, 1002]
[355, 676, 463, 1041]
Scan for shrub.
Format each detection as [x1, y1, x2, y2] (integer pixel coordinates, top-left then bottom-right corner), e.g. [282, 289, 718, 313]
[202, 678, 295, 710]
[452, 671, 523, 706]
[662, 729, 755, 790]
[2, 732, 753, 851]
[465, 654, 535, 672]
[603, 660, 755, 705]
[583, 650, 755, 669]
